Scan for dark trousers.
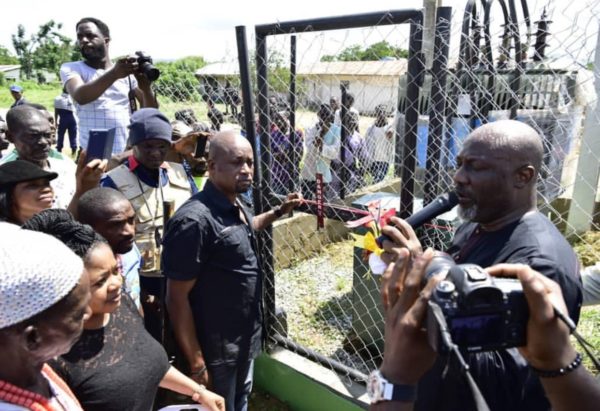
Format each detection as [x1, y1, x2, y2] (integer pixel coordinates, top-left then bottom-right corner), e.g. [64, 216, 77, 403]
[209, 361, 254, 411]
[139, 275, 165, 344]
[56, 110, 77, 152]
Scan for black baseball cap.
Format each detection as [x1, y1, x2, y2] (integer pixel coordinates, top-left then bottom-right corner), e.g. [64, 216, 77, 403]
[128, 108, 172, 146]
[0, 160, 58, 187]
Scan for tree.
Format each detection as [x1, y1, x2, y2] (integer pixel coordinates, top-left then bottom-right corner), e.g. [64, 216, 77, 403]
[12, 20, 77, 80]
[171, 56, 206, 71]
[320, 40, 408, 62]
[265, 50, 291, 94]
[33, 21, 78, 78]
[338, 45, 364, 61]
[0, 45, 18, 65]
[154, 56, 207, 102]
[12, 24, 34, 78]
[363, 41, 408, 60]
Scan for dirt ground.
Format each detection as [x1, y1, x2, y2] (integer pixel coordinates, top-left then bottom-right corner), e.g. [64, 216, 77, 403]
[249, 389, 290, 411]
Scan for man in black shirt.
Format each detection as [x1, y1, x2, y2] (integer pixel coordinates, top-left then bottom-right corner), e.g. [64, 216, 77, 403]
[162, 131, 301, 411]
[378, 120, 582, 411]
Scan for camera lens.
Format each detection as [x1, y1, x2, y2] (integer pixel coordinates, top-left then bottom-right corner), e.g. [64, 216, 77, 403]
[425, 251, 455, 281]
[135, 51, 160, 81]
[142, 63, 160, 81]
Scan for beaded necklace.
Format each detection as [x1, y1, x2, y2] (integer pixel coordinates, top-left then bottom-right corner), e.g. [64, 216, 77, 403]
[0, 365, 81, 411]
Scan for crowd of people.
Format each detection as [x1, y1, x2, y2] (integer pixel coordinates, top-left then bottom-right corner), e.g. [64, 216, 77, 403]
[277, 92, 396, 201]
[0, 14, 599, 411]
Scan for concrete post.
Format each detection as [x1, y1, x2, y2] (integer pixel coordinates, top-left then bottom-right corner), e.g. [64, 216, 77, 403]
[566, 25, 600, 235]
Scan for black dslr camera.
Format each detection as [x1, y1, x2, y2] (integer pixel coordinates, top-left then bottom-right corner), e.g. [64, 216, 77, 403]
[134, 51, 160, 81]
[425, 253, 529, 353]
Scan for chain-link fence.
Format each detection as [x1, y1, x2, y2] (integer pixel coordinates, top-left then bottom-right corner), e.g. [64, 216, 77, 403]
[153, 0, 600, 392]
[238, 10, 430, 384]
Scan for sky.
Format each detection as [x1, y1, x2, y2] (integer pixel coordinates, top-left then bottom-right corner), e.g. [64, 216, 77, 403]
[0, 0, 598, 66]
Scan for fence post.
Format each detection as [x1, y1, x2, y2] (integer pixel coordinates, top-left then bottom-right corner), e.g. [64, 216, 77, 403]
[507, 0, 524, 119]
[424, 6, 452, 204]
[256, 33, 272, 208]
[255, 34, 277, 336]
[400, 12, 425, 218]
[340, 81, 349, 200]
[289, 34, 298, 192]
[566, 26, 600, 235]
[236, 26, 262, 212]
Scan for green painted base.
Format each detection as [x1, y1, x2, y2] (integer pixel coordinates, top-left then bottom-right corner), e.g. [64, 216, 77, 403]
[254, 353, 366, 411]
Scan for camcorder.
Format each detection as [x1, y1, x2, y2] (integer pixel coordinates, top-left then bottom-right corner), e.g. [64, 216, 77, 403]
[134, 51, 160, 81]
[425, 252, 529, 353]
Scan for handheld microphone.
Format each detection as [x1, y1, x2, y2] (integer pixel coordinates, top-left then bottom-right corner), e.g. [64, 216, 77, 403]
[376, 192, 459, 248]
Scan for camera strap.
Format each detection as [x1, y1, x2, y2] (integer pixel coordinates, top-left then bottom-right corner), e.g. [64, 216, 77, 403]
[553, 304, 600, 373]
[429, 301, 491, 411]
[128, 76, 138, 114]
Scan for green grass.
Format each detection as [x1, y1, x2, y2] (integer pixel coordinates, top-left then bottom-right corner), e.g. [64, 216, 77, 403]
[572, 231, 600, 267]
[0, 80, 62, 110]
[0, 80, 236, 128]
[276, 240, 355, 354]
[576, 306, 600, 373]
[569, 230, 600, 373]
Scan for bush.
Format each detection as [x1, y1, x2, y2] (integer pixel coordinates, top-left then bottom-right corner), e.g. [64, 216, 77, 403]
[154, 56, 206, 103]
[155, 67, 201, 102]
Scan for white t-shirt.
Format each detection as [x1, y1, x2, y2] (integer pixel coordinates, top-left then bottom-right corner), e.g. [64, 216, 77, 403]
[334, 107, 359, 126]
[300, 123, 341, 183]
[365, 123, 394, 163]
[60, 61, 138, 155]
[53, 93, 74, 112]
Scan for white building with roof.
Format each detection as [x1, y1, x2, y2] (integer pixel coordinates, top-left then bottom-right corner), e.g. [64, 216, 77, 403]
[298, 60, 407, 114]
[0, 65, 21, 82]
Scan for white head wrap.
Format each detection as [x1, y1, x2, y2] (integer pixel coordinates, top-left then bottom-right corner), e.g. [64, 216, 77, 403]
[0, 223, 84, 329]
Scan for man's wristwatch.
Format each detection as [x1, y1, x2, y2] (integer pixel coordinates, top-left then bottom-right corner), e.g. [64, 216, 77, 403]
[367, 369, 416, 404]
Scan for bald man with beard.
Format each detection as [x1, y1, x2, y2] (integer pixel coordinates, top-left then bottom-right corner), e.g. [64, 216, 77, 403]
[162, 131, 301, 411]
[379, 120, 582, 411]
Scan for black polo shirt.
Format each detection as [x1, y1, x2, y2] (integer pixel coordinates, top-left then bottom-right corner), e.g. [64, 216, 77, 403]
[162, 180, 262, 366]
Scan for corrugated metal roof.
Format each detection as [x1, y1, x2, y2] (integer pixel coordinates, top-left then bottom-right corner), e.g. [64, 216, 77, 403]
[298, 60, 407, 76]
[195, 60, 409, 78]
[195, 61, 239, 77]
[0, 65, 21, 72]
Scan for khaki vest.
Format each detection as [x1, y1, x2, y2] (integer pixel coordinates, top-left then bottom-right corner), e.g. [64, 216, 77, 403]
[108, 162, 192, 276]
